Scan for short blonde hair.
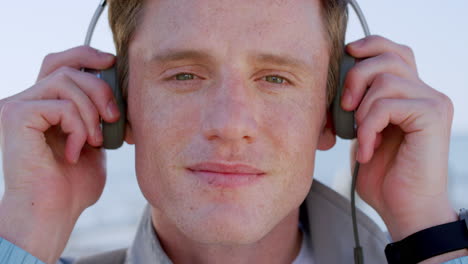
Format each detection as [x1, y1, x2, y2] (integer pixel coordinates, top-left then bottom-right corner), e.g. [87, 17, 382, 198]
[108, 0, 348, 106]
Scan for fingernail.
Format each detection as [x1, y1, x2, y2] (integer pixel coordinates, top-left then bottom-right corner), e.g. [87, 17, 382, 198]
[72, 152, 80, 164]
[342, 88, 353, 108]
[95, 123, 103, 144]
[107, 98, 120, 119]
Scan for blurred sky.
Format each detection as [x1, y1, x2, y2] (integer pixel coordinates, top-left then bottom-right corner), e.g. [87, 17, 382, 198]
[0, 0, 467, 134]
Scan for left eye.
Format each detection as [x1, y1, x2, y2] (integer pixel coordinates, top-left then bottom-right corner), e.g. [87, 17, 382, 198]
[263, 75, 287, 84]
[175, 73, 196, 81]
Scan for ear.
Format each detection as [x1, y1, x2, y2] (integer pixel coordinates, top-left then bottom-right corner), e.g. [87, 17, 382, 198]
[317, 110, 336, 150]
[124, 121, 135, 145]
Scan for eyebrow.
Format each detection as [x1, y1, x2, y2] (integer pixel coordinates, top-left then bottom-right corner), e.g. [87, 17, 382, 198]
[145, 49, 311, 73]
[251, 52, 311, 71]
[146, 49, 216, 66]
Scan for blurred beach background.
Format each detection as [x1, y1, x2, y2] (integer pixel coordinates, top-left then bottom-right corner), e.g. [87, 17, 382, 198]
[0, 0, 466, 258]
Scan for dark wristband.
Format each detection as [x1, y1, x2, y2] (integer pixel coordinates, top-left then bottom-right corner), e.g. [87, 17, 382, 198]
[385, 209, 468, 264]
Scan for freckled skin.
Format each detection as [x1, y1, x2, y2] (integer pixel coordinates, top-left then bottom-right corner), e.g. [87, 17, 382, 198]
[125, 0, 334, 254]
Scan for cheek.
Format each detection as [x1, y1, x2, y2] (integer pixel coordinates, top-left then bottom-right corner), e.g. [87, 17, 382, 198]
[263, 94, 324, 176]
[255, 94, 324, 223]
[128, 80, 202, 202]
[130, 72, 201, 147]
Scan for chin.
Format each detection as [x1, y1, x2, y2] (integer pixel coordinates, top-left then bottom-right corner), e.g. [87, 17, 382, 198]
[176, 206, 274, 245]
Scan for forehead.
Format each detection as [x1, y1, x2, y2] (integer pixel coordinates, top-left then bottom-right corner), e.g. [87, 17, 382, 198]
[132, 0, 328, 66]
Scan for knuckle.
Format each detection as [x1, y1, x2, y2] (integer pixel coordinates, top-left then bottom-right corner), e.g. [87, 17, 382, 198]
[382, 52, 404, 64]
[435, 92, 454, 118]
[373, 98, 389, 112]
[1, 101, 21, 119]
[400, 45, 415, 59]
[0, 101, 25, 126]
[57, 66, 74, 75]
[373, 73, 394, 88]
[422, 97, 438, 108]
[61, 100, 77, 115]
[52, 66, 73, 81]
[43, 52, 58, 65]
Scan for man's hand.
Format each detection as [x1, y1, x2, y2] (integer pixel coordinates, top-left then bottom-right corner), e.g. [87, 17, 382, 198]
[0, 46, 119, 264]
[342, 35, 466, 262]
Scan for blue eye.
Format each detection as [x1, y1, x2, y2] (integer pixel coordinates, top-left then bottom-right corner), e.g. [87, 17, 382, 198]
[175, 73, 195, 80]
[263, 75, 287, 84]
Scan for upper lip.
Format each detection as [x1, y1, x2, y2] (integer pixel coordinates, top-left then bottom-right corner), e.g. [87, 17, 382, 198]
[188, 162, 265, 175]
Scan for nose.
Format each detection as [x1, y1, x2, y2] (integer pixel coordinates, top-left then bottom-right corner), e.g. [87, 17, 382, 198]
[202, 77, 258, 144]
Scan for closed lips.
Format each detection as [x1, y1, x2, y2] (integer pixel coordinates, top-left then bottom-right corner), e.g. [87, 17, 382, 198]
[187, 162, 265, 175]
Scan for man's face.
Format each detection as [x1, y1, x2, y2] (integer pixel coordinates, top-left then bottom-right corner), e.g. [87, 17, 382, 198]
[126, 0, 334, 244]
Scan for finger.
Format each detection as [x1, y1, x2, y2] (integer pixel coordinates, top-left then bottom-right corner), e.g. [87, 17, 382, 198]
[29, 68, 120, 146]
[37, 71, 101, 147]
[356, 98, 426, 163]
[354, 73, 430, 126]
[346, 35, 417, 70]
[40, 67, 120, 123]
[37, 46, 115, 81]
[342, 52, 419, 111]
[1, 100, 88, 164]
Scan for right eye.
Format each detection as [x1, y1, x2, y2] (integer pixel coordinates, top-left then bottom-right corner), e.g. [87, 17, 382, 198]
[174, 73, 196, 81]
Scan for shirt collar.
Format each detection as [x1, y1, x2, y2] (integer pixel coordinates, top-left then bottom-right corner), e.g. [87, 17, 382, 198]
[125, 205, 172, 264]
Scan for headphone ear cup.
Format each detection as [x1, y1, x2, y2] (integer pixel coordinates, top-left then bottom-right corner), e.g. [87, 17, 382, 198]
[332, 52, 357, 139]
[99, 67, 126, 149]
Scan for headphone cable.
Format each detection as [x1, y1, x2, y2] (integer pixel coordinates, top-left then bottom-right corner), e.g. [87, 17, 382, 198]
[351, 160, 364, 264]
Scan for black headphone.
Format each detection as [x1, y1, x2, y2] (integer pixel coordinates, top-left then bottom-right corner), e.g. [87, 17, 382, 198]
[85, 1, 370, 263]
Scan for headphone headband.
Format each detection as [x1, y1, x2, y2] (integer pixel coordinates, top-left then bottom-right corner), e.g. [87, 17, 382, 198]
[348, 0, 371, 37]
[84, 0, 107, 46]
